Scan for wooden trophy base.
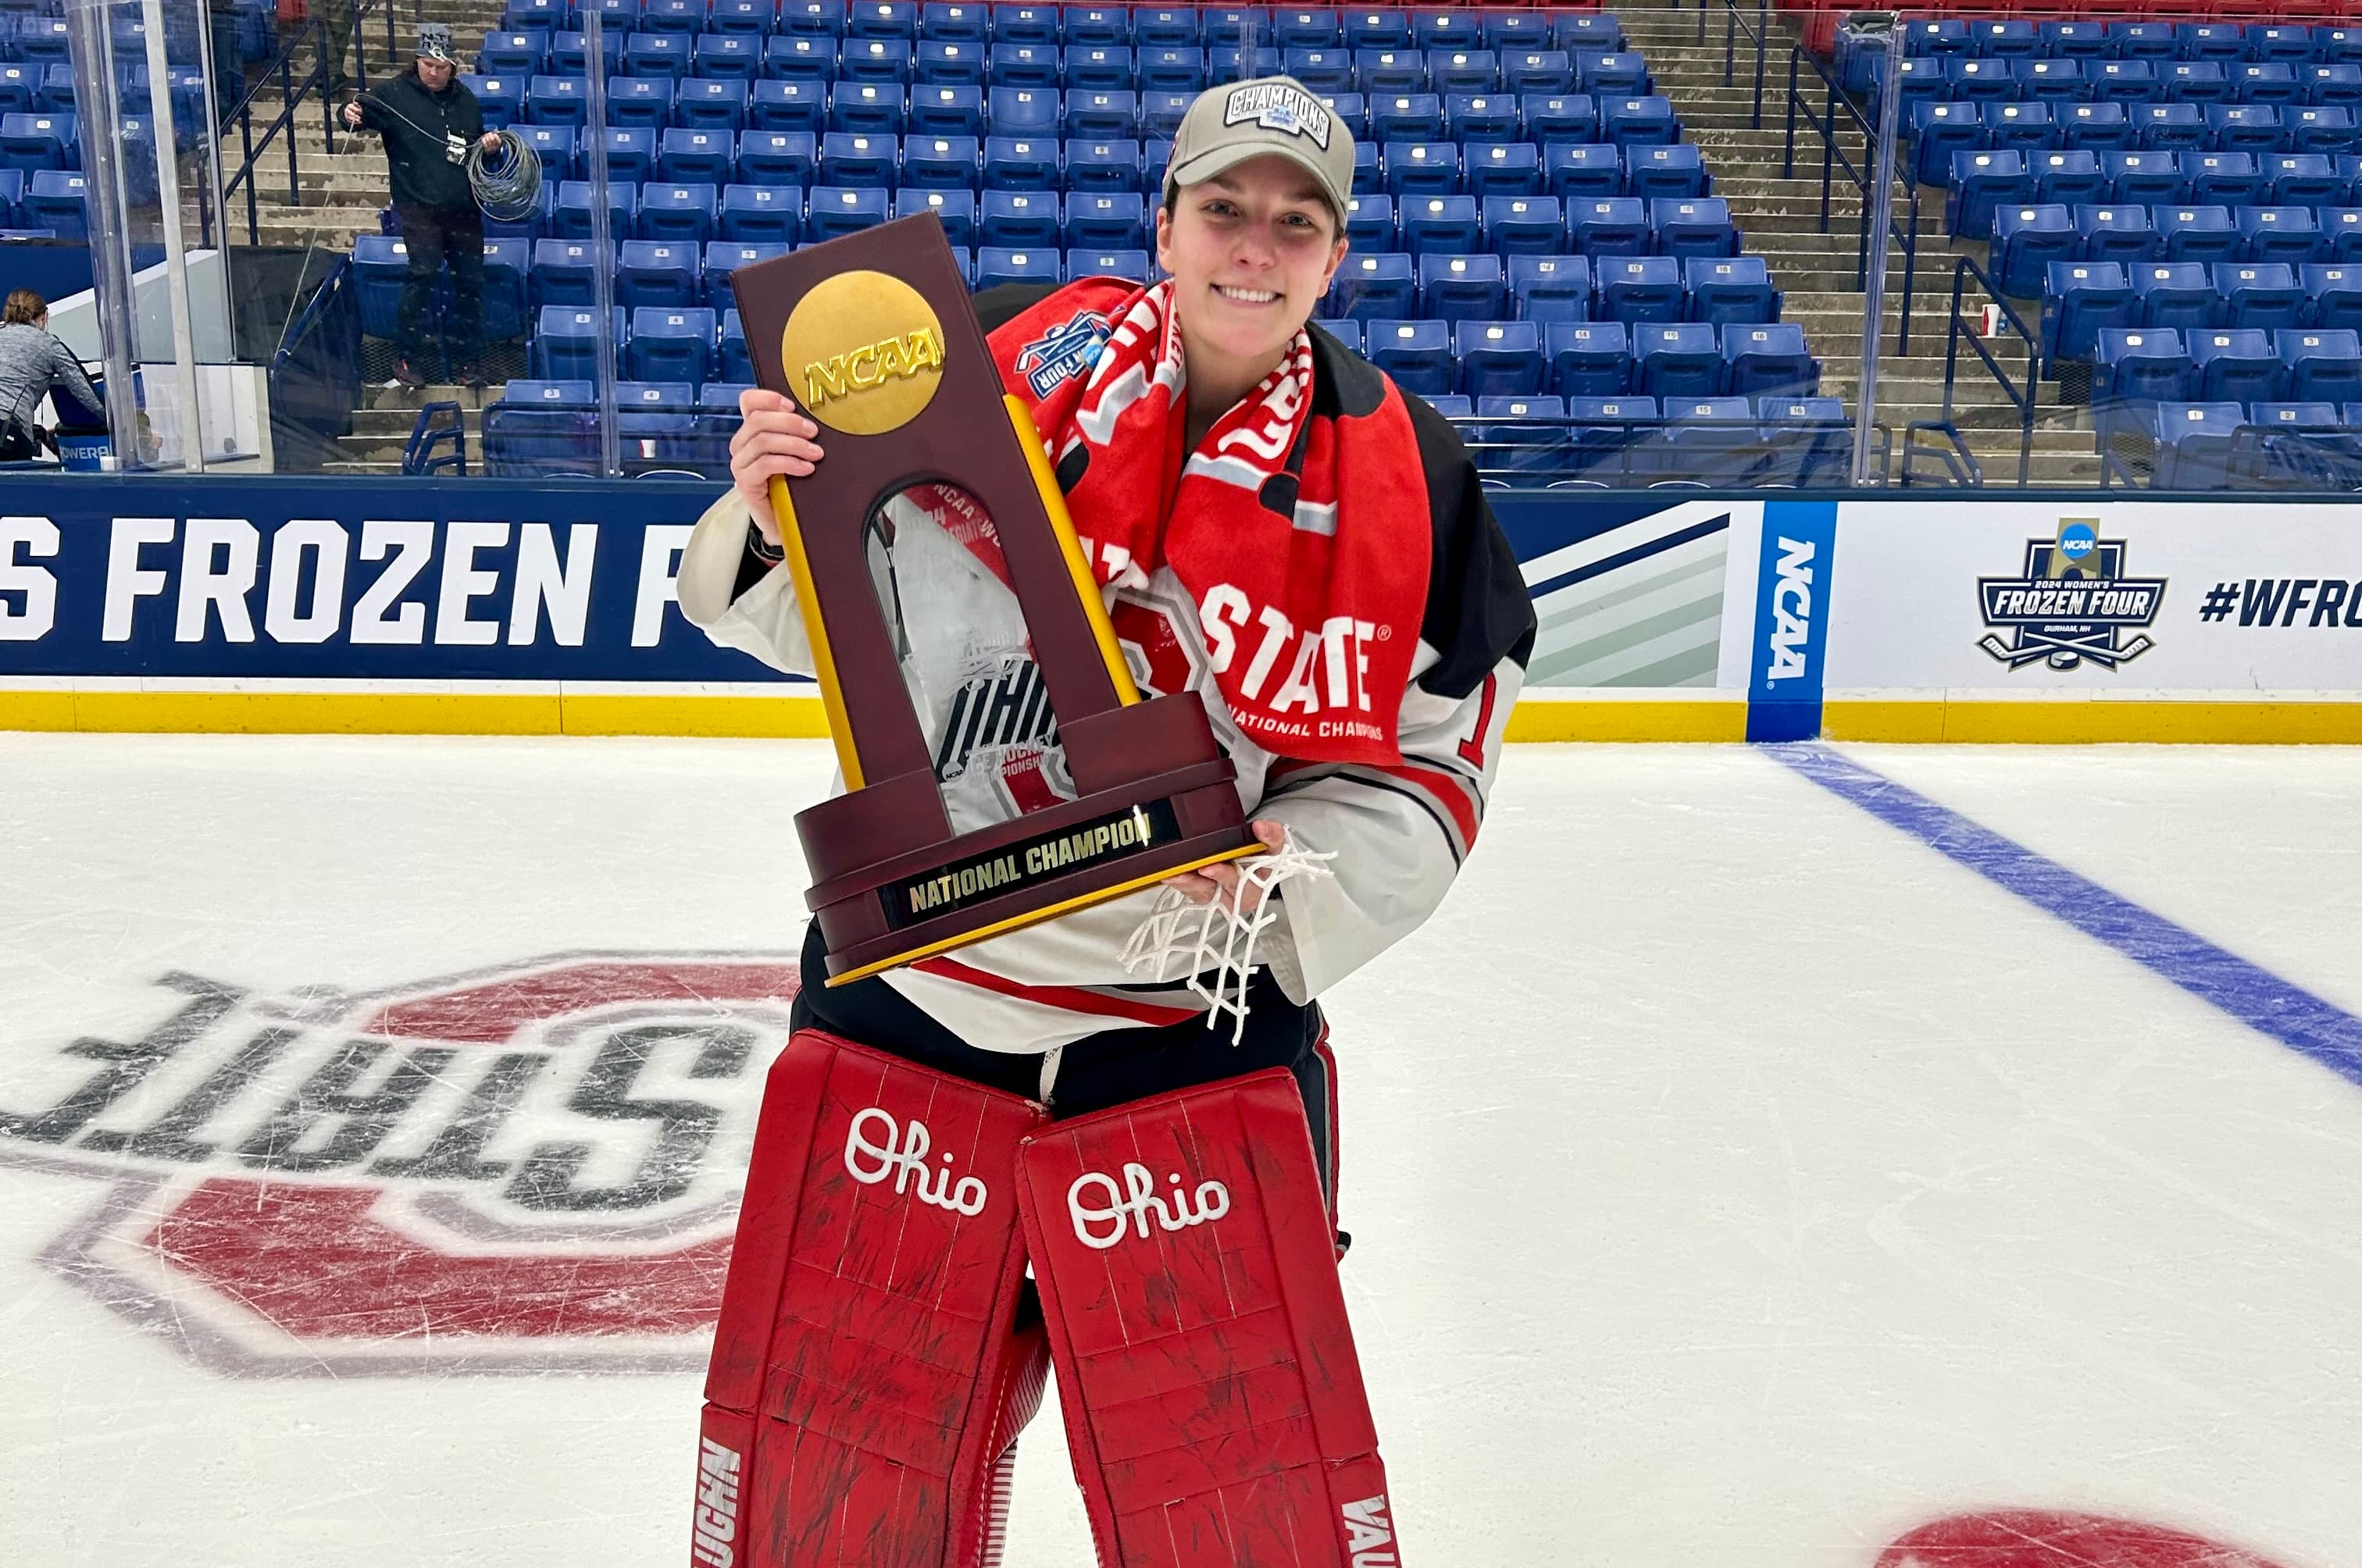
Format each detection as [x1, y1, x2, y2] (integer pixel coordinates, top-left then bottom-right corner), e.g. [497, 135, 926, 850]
[797, 692, 1260, 985]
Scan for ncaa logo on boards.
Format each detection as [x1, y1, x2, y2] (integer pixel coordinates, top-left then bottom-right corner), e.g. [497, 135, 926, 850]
[1976, 519, 2167, 672]
[0, 951, 801, 1375]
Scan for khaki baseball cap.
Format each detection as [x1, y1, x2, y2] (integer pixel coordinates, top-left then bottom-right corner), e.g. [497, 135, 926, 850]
[1164, 76, 1356, 221]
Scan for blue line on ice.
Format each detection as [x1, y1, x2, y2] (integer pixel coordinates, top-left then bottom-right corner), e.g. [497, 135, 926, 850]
[1776, 743, 2362, 1091]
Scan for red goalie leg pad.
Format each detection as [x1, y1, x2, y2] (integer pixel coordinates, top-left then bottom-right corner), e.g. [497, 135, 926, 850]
[694, 1028, 1047, 1568]
[1013, 1068, 1401, 1568]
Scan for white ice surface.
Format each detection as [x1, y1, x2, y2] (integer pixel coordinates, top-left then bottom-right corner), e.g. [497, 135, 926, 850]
[1, 735, 2357, 1568]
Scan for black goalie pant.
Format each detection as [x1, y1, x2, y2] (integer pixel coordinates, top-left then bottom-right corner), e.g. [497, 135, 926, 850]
[394, 200, 485, 374]
[788, 921, 1338, 1205]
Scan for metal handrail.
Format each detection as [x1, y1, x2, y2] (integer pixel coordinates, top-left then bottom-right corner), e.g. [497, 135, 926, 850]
[1708, 0, 1769, 130]
[1443, 411, 1886, 487]
[1938, 254, 2039, 486]
[1902, 419, 1983, 486]
[223, 0, 399, 244]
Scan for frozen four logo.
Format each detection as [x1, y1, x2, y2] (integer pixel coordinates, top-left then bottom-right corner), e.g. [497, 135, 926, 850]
[1013, 310, 1111, 399]
[1976, 519, 2166, 671]
[1221, 80, 1334, 149]
[841, 1106, 989, 1216]
[1066, 1160, 1231, 1249]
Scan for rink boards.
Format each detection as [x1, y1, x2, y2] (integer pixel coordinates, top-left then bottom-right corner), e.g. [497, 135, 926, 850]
[2, 477, 2359, 741]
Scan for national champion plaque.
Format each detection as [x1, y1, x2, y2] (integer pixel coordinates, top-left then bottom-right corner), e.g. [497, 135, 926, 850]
[728, 214, 1258, 985]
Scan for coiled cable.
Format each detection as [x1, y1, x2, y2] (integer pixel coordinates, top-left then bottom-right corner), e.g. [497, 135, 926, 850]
[467, 127, 542, 223]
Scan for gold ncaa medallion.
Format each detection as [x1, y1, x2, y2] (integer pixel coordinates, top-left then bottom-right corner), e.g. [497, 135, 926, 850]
[780, 270, 947, 436]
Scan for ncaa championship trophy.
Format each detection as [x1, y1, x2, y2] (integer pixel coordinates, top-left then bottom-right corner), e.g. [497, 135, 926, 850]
[694, 208, 1401, 1568]
[723, 212, 1260, 985]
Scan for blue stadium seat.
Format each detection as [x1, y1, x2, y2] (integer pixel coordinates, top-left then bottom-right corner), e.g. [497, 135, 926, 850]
[1468, 395, 1570, 479]
[843, 37, 916, 84]
[781, 0, 844, 33]
[2018, 59, 2085, 104]
[2208, 105, 2284, 154]
[983, 132, 1058, 187]
[353, 235, 410, 337]
[528, 239, 609, 310]
[1945, 56, 2015, 103]
[1554, 13, 1623, 53]
[1137, 44, 1208, 92]
[2239, 205, 2322, 265]
[481, 237, 531, 340]
[1522, 94, 1598, 146]
[917, 39, 987, 86]
[2158, 204, 2237, 263]
[482, 31, 549, 75]
[2186, 151, 2266, 207]
[2133, 261, 2217, 329]
[818, 130, 895, 187]
[696, 34, 763, 83]
[807, 184, 890, 239]
[1342, 193, 1395, 251]
[2105, 151, 2185, 207]
[2188, 327, 2281, 401]
[1355, 47, 1426, 94]
[0, 112, 72, 171]
[2267, 152, 2344, 207]
[2327, 208, 2362, 260]
[1067, 137, 1141, 192]
[2149, 401, 2247, 487]
[1948, 151, 2034, 240]
[640, 0, 703, 35]
[753, 80, 826, 131]
[1065, 191, 1142, 250]
[1993, 205, 2077, 296]
[2137, 102, 2208, 151]
[910, 83, 983, 136]
[1650, 197, 1736, 260]
[1350, 141, 1380, 194]
[1625, 143, 1707, 201]
[2108, 22, 2178, 61]
[1546, 319, 1633, 396]
[1973, 19, 2039, 58]
[2306, 64, 2362, 106]
[987, 41, 1058, 89]
[894, 186, 976, 244]
[1419, 251, 1507, 320]
[533, 306, 628, 381]
[1328, 251, 1415, 319]
[2234, 63, 2302, 106]
[625, 306, 715, 383]
[979, 187, 1059, 248]
[1371, 92, 1444, 144]
[830, 83, 908, 136]
[1543, 143, 1621, 201]
[555, 178, 637, 240]
[618, 239, 699, 308]
[623, 33, 689, 86]
[1061, 45, 1133, 92]
[20, 167, 80, 238]
[1403, 194, 1480, 255]
[2325, 27, 2362, 65]
[2177, 21, 2245, 61]
[705, 240, 788, 308]
[1064, 247, 1148, 282]
[2280, 327, 2362, 401]
[1275, 9, 1337, 51]
[765, 35, 837, 82]
[516, 123, 579, 180]
[710, 0, 770, 34]
[1431, 46, 1499, 96]
[1448, 93, 1522, 142]
[2249, 24, 2316, 62]
[1602, 95, 1675, 148]
[1509, 255, 1590, 322]
[2041, 261, 2135, 366]
[2215, 262, 2304, 331]
[1558, 392, 1650, 476]
[2304, 263, 2362, 328]
[1466, 141, 1542, 198]
[1985, 102, 2054, 155]
[1724, 323, 1818, 399]
[660, 127, 736, 185]
[1636, 323, 1722, 398]
[485, 381, 598, 476]
[1454, 320, 1545, 397]
[721, 184, 800, 243]
[2033, 151, 2106, 208]
[2061, 102, 2133, 152]
[1757, 397, 1852, 486]
[1598, 255, 1682, 324]
[2164, 62, 2233, 105]
[1482, 194, 1562, 255]
[1065, 89, 1136, 139]
[1343, 8, 1411, 52]
[640, 182, 719, 243]
[1365, 318, 1451, 394]
[1576, 49, 1649, 96]
[1065, 6, 1130, 47]
[1383, 140, 1459, 198]
[972, 245, 1058, 289]
[1569, 195, 1647, 256]
[2094, 327, 2189, 439]
[594, 128, 656, 187]
[464, 74, 528, 130]
[1910, 102, 1985, 190]
[609, 76, 679, 130]
[1283, 46, 1351, 94]
[1686, 256, 1779, 326]
[0, 169, 23, 230]
[1320, 319, 1365, 356]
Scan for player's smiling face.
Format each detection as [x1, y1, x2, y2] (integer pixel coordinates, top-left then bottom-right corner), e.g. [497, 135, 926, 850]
[1157, 156, 1347, 380]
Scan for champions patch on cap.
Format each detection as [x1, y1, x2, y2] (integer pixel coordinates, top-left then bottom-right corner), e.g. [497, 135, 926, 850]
[1221, 81, 1333, 150]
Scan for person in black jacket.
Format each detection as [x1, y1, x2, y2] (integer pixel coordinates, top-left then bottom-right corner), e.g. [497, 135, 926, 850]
[343, 24, 500, 387]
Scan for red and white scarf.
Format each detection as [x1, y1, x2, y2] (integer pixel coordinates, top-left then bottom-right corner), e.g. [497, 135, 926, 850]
[983, 276, 1432, 766]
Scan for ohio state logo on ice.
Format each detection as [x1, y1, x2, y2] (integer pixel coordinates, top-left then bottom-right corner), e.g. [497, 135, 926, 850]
[0, 952, 801, 1375]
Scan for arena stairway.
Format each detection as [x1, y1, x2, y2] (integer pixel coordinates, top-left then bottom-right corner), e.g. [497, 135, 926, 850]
[1618, 5, 2103, 486]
